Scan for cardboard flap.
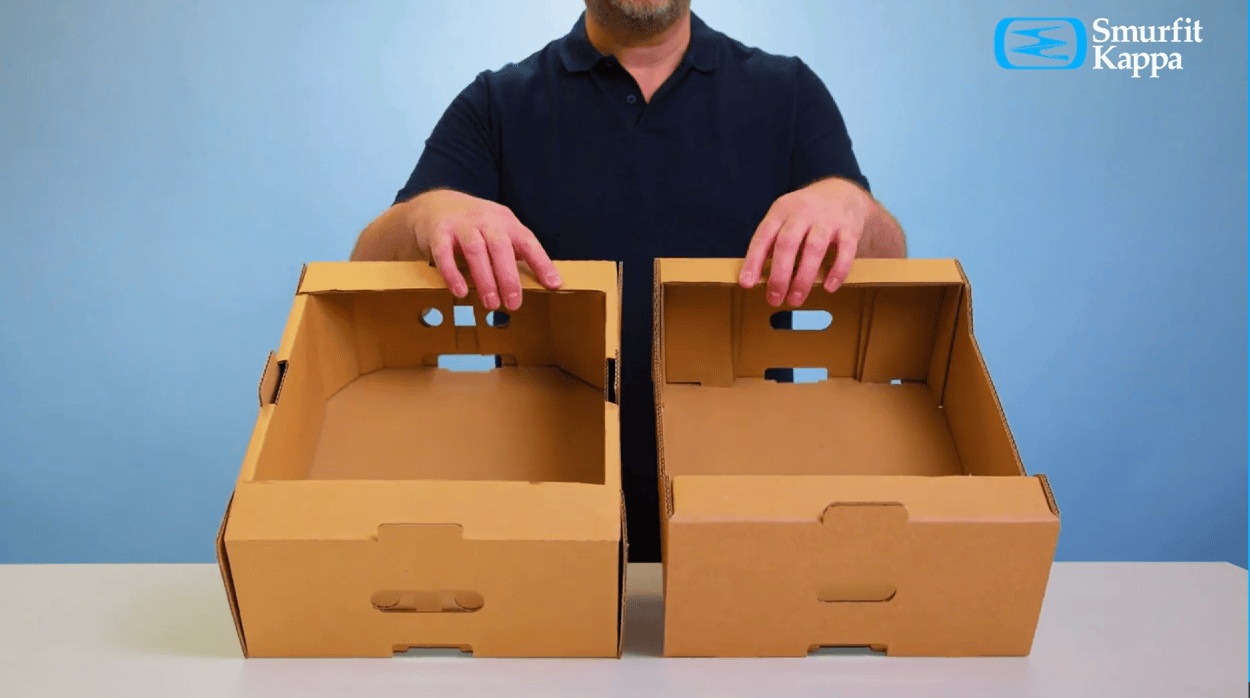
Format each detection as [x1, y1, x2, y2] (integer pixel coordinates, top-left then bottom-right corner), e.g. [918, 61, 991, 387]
[226, 480, 623, 543]
[669, 475, 1059, 524]
[549, 290, 610, 390]
[257, 351, 280, 407]
[859, 287, 946, 383]
[215, 494, 247, 657]
[821, 501, 909, 529]
[657, 258, 966, 286]
[298, 260, 619, 295]
[1037, 473, 1060, 516]
[942, 294, 1026, 476]
[614, 262, 623, 403]
[617, 488, 628, 657]
[663, 285, 735, 385]
[815, 503, 908, 602]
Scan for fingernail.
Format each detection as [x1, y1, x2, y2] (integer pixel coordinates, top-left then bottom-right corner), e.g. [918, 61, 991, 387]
[767, 291, 781, 306]
[740, 272, 755, 286]
[788, 292, 803, 306]
[547, 274, 563, 287]
[484, 292, 499, 308]
[506, 292, 521, 310]
[453, 284, 468, 298]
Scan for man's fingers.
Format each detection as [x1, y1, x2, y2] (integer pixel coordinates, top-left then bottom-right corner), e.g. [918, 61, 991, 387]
[429, 235, 468, 298]
[766, 218, 806, 306]
[483, 226, 523, 311]
[741, 214, 783, 288]
[824, 229, 860, 293]
[511, 225, 563, 290]
[789, 224, 832, 306]
[456, 227, 500, 309]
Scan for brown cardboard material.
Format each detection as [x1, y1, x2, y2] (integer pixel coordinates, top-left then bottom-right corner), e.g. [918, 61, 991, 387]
[654, 258, 1059, 657]
[217, 260, 624, 658]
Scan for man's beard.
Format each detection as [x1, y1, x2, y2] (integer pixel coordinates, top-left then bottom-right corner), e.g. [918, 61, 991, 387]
[584, 0, 691, 37]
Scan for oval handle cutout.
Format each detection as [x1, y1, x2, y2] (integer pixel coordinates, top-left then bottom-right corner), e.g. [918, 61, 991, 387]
[817, 582, 897, 603]
[371, 590, 484, 613]
[770, 309, 832, 331]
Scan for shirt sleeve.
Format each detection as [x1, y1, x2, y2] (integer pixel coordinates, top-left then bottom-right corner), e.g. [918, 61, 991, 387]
[788, 59, 871, 194]
[394, 72, 500, 205]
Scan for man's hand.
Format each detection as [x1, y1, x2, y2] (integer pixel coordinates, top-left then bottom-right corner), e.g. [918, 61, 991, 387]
[738, 177, 872, 306]
[400, 189, 562, 310]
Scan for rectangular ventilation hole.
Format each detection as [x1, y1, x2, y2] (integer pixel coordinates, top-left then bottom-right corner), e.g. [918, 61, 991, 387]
[438, 354, 504, 371]
[764, 367, 828, 384]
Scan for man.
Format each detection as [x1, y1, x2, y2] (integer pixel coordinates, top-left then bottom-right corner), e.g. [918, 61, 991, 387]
[351, 0, 907, 562]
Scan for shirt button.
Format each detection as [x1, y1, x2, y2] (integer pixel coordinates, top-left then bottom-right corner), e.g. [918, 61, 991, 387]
[626, 94, 637, 104]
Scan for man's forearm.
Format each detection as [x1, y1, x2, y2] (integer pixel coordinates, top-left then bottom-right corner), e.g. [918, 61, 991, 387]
[858, 198, 907, 259]
[350, 199, 423, 261]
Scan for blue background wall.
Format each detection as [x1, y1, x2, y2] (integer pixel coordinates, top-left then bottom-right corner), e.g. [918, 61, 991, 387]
[0, 0, 1244, 565]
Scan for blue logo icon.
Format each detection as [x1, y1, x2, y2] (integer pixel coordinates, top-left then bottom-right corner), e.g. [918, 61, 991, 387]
[995, 17, 1087, 69]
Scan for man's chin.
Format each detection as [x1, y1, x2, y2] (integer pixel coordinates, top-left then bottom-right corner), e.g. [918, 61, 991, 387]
[587, 0, 691, 37]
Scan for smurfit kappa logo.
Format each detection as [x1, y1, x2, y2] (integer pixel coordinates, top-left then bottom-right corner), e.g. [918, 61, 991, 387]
[996, 16, 1201, 77]
[995, 18, 1087, 69]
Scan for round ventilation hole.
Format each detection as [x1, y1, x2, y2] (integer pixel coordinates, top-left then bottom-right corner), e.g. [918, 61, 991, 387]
[419, 308, 444, 327]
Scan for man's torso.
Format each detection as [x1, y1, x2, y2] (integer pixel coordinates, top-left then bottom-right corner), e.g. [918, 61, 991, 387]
[395, 13, 867, 560]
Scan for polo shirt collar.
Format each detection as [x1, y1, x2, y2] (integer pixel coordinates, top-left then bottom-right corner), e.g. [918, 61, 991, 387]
[558, 11, 721, 74]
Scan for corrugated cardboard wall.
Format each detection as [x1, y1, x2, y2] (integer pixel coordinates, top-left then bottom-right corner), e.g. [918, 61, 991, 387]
[662, 283, 958, 389]
[250, 290, 609, 482]
[941, 301, 1026, 477]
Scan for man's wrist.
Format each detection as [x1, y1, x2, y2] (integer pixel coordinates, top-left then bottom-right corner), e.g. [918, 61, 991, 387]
[833, 177, 872, 219]
[808, 176, 871, 218]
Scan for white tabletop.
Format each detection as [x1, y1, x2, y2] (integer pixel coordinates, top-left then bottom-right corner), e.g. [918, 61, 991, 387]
[0, 562, 1244, 697]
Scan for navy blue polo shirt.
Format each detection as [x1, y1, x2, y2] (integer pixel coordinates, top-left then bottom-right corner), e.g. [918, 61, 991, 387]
[395, 12, 869, 562]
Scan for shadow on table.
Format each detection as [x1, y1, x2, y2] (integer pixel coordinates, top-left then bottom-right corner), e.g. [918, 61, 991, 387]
[621, 565, 664, 657]
[118, 569, 242, 659]
[118, 563, 664, 660]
